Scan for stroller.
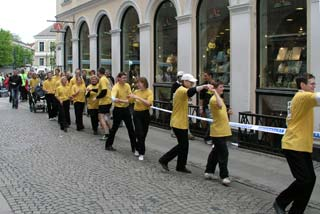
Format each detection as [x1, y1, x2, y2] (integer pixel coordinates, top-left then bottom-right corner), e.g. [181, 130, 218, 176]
[29, 85, 47, 113]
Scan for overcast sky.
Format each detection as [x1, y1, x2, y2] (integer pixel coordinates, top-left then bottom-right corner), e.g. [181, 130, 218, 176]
[0, 0, 56, 43]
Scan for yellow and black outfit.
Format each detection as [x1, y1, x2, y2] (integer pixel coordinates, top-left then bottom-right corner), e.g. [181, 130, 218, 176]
[132, 89, 153, 155]
[159, 86, 198, 172]
[96, 75, 112, 113]
[55, 84, 71, 131]
[205, 95, 231, 179]
[43, 78, 58, 119]
[28, 77, 40, 110]
[105, 83, 136, 152]
[71, 83, 86, 131]
[86, 84, 99, 134]
[276, 91, 320, 213]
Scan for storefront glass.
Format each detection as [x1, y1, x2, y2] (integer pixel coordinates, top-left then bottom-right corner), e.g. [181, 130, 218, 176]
[154, 1, 177, 102]
[79, 22, 90, 70]
[64, 27, 72, 72]
[259, 0, 307, 89]
[198, 0, 230, 85]
[121, 7, 140, 88]
[97, 15, 112, 71]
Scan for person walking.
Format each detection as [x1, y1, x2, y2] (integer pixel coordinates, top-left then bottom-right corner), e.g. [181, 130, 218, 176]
[19, 69, 28, 101]
[28, 73, 40, 111]
[71, 77, 86, 131]
[86, 75, 100, 135]
[9, 70, 22, 109]
[159, 73, 212, 173]
[55, 77, 71, 132]
[43, 72, 58, 120]
[204, 81, 232, 186]
[128, 77, 153, 161]
[273, 73, 320, 214]
[105, 72, 136, 152]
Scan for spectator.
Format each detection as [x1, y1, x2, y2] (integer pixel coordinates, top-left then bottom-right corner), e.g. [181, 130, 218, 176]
[9, 70, 22, 109]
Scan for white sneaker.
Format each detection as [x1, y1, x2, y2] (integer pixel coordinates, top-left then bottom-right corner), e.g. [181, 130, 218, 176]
[204, 173, 217, 180]
[138, 155, 144, 161]
[222, 177, 231, 186]
[49, 118, 54, 121]
[134, 150, 139, 157]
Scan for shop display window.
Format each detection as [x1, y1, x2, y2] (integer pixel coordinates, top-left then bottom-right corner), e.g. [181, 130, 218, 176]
[79, 22, 90, 69]
[97, 15, 112, 72]
[64, 27, 72, 72]
[259, 0, 307, 89]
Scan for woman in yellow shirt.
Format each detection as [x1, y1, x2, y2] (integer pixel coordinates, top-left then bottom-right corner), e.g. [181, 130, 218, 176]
[86, 75, 99, 135]
[204, 81, 232, 186]
[28, 73, 40, 111]
[71, 77, 86, 131]
[128, 77, 153, 161]
[55, 77, 71, 132]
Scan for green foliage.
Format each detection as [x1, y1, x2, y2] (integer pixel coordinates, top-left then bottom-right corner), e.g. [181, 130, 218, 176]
[0, 29, 13, 67]
[13, 45, 34, 68]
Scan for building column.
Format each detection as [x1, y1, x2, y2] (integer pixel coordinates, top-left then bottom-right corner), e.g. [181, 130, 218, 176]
[176, 15, 193, 75]
[56, 41, 64, 69]
[138, 23, 152, 84]
[89, 34, 98, 71]
[111, 29, 121, 76]
[310, 0, 320, 130]
[229, 1, 256, 122]
[72, 38, 79, 73]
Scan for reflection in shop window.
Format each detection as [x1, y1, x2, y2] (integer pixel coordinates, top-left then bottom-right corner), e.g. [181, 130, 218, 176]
[198, 0, 230, 85]
[79, 22, 90, 70]
[259, 0, 307, 89]
[64, 27, 72, 72]
[98, 15, 112, 72]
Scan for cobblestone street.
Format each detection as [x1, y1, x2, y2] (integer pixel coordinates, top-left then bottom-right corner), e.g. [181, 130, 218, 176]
[0, 98, 318, 214]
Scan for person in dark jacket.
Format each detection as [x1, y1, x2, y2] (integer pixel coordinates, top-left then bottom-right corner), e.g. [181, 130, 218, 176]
[9, 70, 22, 109]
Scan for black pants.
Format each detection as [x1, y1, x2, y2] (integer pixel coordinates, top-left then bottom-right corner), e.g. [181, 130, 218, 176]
[20, 86, 27, 100]
[276, 149, 316, 214]
[159, 128, 189, 170]
[133, 110, 150, 155]
[58, 100, 70, 129]
[45, 94, 58, 119]
[74, 102, 85, 130]
[205, 137, 229, 179]
[88, 109, 99, 132]
[105, 107, 136, 151]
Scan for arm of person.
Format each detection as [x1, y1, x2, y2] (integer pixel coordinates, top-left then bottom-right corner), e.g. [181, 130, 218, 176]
[187, 84, 211, 98]
[96, 89, 107, 99]
[212, 89, 223, 109]
[128, 93, 152, 107]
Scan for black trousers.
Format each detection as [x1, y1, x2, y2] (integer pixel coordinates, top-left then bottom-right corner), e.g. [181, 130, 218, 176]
[105, 107, 136, 151]
[74, 102, 85, 130]
[133, 110, 150, 155]
[276, 149, 316, 214]
[159, 128, 189, 170]
[45, 94, 58, 119]
[20, 86, 27, 100]
[88, 109, 99, 132]
[58, 100, 70, 129]
[205, 137, 229, 179]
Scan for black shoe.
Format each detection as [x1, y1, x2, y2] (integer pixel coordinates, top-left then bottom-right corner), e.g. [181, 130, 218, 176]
[105, 146, 116, 151]
[273, 201, 285, 214]
[159, 160, 169, 171]
[93, 130, 98, 135]
[64, 128, 68, 132]
[176, 168, 192, 173]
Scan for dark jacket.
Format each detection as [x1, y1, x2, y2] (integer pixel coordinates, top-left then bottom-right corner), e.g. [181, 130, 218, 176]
[9, 75, 22, 89]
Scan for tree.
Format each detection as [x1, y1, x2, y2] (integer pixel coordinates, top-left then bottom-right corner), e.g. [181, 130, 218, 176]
[0, 29, 13, 67]
[13, 45, 34, 68]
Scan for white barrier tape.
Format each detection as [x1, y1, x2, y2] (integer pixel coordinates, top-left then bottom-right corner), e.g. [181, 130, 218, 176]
[151, 106, 320, 145]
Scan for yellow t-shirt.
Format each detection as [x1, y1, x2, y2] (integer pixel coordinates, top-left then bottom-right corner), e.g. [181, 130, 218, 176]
[43, 79, 56, 94]
[30, 78, 40, 93]
[98, 75, 112, 105]
[133, 89, 153, 111]
[71, 83, 86, 103]
[111, 83, 131, 108]
[282, 91, 318, 153]
[52, 76, 61, 86]
[55, 85, 70, 102]
[87, 84, 99, 110]
[170, 86, 189, 129]
[209, 95, 232, 137]
[69, 76, 84, 88]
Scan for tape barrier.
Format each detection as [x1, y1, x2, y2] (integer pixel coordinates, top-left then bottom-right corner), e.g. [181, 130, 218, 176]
[151, 106, 320, 145]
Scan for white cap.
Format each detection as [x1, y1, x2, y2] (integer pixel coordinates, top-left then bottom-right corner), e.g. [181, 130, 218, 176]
[177, 71, 184, 77]
[181, 74, 197, 83]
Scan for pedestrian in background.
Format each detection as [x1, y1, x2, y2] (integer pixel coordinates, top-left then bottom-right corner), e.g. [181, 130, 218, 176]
[274, 73, 320, 214]
[159, 73, 212, 173]
[71, 77, 86, 131]
[86, 75, 100, 135]
[19, 69, 28, 101]
[204, 81, 232, 186]
[128, 77, 153, 161]
[9, 70, 22, 109]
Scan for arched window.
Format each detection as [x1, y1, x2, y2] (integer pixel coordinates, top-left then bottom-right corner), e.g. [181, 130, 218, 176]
[154, 0, 177, 101]
[64, 27, 72, 72]
[97, 15, 112, 71]
[79, 22, 90, 70]
[121, 7, 140, 88]
[197, 0, 230, 87]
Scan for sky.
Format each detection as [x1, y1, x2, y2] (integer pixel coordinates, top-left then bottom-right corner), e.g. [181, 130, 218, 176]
[0, 0, 56, 43]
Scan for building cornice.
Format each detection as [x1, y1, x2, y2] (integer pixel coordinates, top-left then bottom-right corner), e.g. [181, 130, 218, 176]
[228, 3, 252, 15]
[56, 0, 104, 19]
[176, 15, 192, 24]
